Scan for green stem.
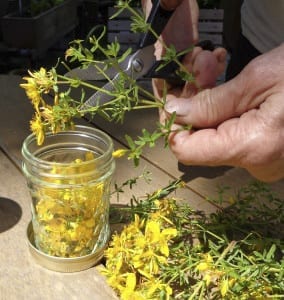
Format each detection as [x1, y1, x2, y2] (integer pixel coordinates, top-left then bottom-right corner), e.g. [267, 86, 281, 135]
[57, 74, 112, 95]
[131, 104, 160, 110]
[189, 281, 204, 300]
[215, 241, 237, 265]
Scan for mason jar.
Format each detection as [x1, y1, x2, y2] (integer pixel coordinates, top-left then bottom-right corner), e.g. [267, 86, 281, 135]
[22, 125, 115, 262]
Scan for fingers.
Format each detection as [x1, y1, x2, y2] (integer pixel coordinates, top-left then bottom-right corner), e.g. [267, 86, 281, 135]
[168, 125, 235, 166]
[155, 46, 227, 95]
[160, 0, 183, 10]
[164, 45, 284, 128]
[187, 47, 227, 89]
[155, 47, 228, 126]
[168, 98, 284, 182]
[164, 78, 246, 128]
[213, 47, 227, 75]
[154, 46, 228, 126]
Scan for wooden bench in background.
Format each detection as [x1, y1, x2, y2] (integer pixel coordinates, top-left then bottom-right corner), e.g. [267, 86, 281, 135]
[198, 9, 224, 46]
[107, 7, 224, 50]
[107, 7, 140, 53]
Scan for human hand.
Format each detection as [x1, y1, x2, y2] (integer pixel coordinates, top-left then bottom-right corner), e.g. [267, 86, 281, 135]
[164, 44, 284, 182]
[141, 0, 227, 121]
[141, 0, 198, 54]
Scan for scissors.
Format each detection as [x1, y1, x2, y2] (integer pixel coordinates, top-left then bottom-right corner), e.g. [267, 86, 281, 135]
[66, 1, 214, 110]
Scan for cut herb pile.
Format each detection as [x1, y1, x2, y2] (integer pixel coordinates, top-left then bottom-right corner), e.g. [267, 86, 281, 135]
[102, 180, 284, 299]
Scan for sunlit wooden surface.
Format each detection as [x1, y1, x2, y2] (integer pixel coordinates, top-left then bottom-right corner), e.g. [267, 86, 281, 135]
[0, 75, 283, 299]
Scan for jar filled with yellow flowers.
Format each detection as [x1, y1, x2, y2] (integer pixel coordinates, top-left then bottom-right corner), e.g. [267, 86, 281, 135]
[22, 125, 115, 271]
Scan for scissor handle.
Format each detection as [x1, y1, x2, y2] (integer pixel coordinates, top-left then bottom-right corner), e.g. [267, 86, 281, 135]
[139, 0, 174, 48]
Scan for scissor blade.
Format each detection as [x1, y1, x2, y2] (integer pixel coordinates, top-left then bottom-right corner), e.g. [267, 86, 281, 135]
[65, 59, 129, 81]
[80, 72, 124, 110]
[81, 45, 156, 109]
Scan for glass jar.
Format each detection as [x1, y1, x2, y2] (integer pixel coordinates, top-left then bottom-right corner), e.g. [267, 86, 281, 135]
[22, 125, 115, 259]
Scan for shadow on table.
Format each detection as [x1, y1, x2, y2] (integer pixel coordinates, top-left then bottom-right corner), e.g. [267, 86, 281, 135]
[178, 163, 232, 182]
[0, 197, 22, 233]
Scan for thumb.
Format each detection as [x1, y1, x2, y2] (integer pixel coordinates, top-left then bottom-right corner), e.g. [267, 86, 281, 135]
[164, 78, 246, 128]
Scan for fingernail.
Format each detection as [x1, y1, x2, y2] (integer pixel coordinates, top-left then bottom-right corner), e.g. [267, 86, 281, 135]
[165, 100, 188, 116]
[164, 101, 177, 114]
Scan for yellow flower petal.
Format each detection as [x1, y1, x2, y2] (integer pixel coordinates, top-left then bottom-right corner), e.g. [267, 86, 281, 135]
[196, 262, 209, 272]
[145, 220, 160, 242]
[30, 113, 45, 145]
[112, 149, 128, 158]
[160, 243, 169, 257]
[161, 228, 177, 238]
[125, 273, 136, 291]
[220, 278, 229, 297]
[203, 274, 211, 286]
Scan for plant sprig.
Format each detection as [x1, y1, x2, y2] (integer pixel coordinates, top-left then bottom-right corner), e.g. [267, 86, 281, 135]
[104, 180, 284, 299]
[20, 0, 194, 164]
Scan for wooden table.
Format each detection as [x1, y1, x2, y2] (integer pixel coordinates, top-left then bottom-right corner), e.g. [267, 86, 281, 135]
[0, 75, 283, 299]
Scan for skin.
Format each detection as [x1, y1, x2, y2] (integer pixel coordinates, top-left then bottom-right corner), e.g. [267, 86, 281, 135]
[141, 0, 227, 117]
[166, 44, 284, 182]
[142, 0, 284, 182]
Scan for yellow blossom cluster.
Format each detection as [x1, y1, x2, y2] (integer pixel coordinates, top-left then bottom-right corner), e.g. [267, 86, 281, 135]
[21, 68, 56, 145]
[32, 152, 109, 257]
[100, 199, 177, 300]
[21, 67, 80, 145]
[21, 68, 54, 112]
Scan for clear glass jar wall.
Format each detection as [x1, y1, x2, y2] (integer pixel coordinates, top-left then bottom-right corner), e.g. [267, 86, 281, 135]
[22, 126, 115, 258]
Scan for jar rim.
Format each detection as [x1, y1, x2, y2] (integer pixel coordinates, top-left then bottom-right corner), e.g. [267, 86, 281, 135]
[22, 125, 114, 167]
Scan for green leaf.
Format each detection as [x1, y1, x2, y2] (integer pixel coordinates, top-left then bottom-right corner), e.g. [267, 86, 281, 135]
[266, 244, 276, 260]
[125, 134, 135, 149]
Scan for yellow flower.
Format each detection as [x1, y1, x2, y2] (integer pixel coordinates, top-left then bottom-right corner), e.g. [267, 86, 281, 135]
[28, 68, 53, 91]
[220, 278, 230, 297]
[21, 77, 42, 112]
[30, 113, 45, 145]
[65, 47, 77, 60]
[112, 149, 128, 158]
[196, 262, 210, 272]
[196, 253, 213, 272]
[203, 273, 211, 286]
[145, 220, 160, 243]
[145, 220, 177, 257]
[101, 212, 177, 299]
[40, 106, 54, 121]
[21, 68, 54, 113]
[145, 279, 173, 300]
[120, 273, 137, 300]
[228, 196, 236, 204]
[33, 153, 109, 257]
[85, 151, 95, 161]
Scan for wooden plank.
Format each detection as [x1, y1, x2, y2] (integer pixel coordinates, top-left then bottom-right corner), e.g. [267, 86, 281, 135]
[199, 33, 223, 45]
[108, 7, 142, 19]
[198, 9, 224, 46]
[199, 9, 224, 20]
[108, 31, 140, 44]
[198, 21, 223, 33]
[108, 20, 132, 31]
